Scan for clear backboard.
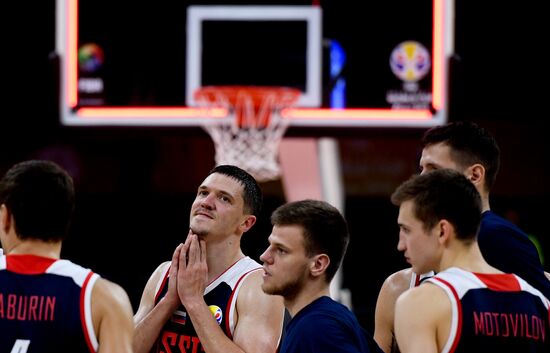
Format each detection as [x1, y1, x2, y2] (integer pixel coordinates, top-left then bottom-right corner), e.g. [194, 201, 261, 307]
[56, 0, 453, 128]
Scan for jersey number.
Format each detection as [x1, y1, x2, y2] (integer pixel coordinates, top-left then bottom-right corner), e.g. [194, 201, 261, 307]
[11, 340, 30, 353]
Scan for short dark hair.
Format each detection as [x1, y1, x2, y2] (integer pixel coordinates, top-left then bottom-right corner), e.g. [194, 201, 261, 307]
[421, 121, 500, 191]
[271, 199, 349, 282]
[208, 165, 263, 217]
[391, 169, 482, 243]
[0, 160, 75, 241]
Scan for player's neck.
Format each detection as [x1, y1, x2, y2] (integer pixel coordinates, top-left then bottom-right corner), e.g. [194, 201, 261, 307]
[5, 238, 62, 259]
[285, 281, 330, 317]
[481, 194, 491, 212]
[205, 236, 244, 281]
[440, 242, 495, 274]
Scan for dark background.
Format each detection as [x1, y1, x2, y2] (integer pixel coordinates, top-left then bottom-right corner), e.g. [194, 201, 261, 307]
[5, 0, 549, 333]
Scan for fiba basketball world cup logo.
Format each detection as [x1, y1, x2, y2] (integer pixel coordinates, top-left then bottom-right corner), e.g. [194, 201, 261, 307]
[386, 40, 432, 109]
[209, 305, 223, 325]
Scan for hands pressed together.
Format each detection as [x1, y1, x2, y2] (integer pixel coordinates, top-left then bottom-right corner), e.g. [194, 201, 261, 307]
[166, 230, 208, 310]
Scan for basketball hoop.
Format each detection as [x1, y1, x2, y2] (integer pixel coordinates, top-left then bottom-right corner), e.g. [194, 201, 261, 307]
[194, 86, 301, 182]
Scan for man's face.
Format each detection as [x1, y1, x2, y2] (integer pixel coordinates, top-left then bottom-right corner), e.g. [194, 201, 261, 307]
[420, 143, 487, 200]
[419, 143, 462, 175]
[396, 200, 441, 275]
[260, 224, 311, 298]
[189, 173, 248, 238]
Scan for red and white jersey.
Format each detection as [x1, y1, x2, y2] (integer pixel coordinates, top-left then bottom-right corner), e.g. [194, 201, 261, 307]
[150, 256, 264, 353]
[426, 267, 549, 353]
[410, 270, 435, 288]
[0, 254, 100, 353]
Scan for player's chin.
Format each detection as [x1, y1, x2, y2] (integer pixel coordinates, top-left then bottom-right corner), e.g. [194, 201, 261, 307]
[261, 274, 273, 288]
[190, 220, 210, 234]
[261, 282, 278, 296]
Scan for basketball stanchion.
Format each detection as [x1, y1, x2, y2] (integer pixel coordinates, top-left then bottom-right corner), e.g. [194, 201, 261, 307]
[194, 86, 301, 182]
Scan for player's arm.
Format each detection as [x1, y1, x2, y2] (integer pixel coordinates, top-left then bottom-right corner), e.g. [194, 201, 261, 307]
[182, 269, 285, 353]
[92, 278, 134, 353]
[374, 268, 412, 353]
[133, 244, 184, 353]
[180, 235, 284, 353]
[232, 270, 285, 353]
[394, 284, 449, 353]
[175, 234, 243, 352]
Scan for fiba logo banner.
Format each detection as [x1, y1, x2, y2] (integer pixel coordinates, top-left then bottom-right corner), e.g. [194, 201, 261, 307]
[77, 43, 105, 105]
[78, 43, 105, 73]
[209, 305, 223, 325]
[386, 40, 432, 109]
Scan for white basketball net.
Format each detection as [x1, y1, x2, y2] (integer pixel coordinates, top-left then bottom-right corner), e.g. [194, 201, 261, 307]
[196, 87, 299, 182]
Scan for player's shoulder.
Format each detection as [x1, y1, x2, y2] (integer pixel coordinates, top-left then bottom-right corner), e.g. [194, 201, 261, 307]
[389, 268, 413, 282]
[157, 260, 171, 273]
[382, 268, 414, 293]
[90, 277, 133, 322]
[397, 280, 445, 307]
[238, 267, 279, 302]
[234, 265, 284, 326]
[148, 260, 171, 280]
[94, 277, 130, 300]
[239, 265, 264, 288]
[140, 260, 171, 293]
[482, 211, 526, 235]
[225, 256, 263, 285]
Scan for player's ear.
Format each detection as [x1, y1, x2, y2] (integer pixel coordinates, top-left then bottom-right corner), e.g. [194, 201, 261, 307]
[466, 164, 485, 187]
[437, 219, 452, 244]
[0, 204, 12, 234]
[239, 215, 256, 233]
[309, 254, 330, 278]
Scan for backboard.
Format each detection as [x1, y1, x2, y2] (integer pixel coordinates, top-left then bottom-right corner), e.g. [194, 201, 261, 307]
[186, 6, 321, 109]
[56, 0, 453, 128]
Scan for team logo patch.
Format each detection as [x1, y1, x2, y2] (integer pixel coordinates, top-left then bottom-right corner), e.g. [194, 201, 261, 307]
[209, 305, 223, 325]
